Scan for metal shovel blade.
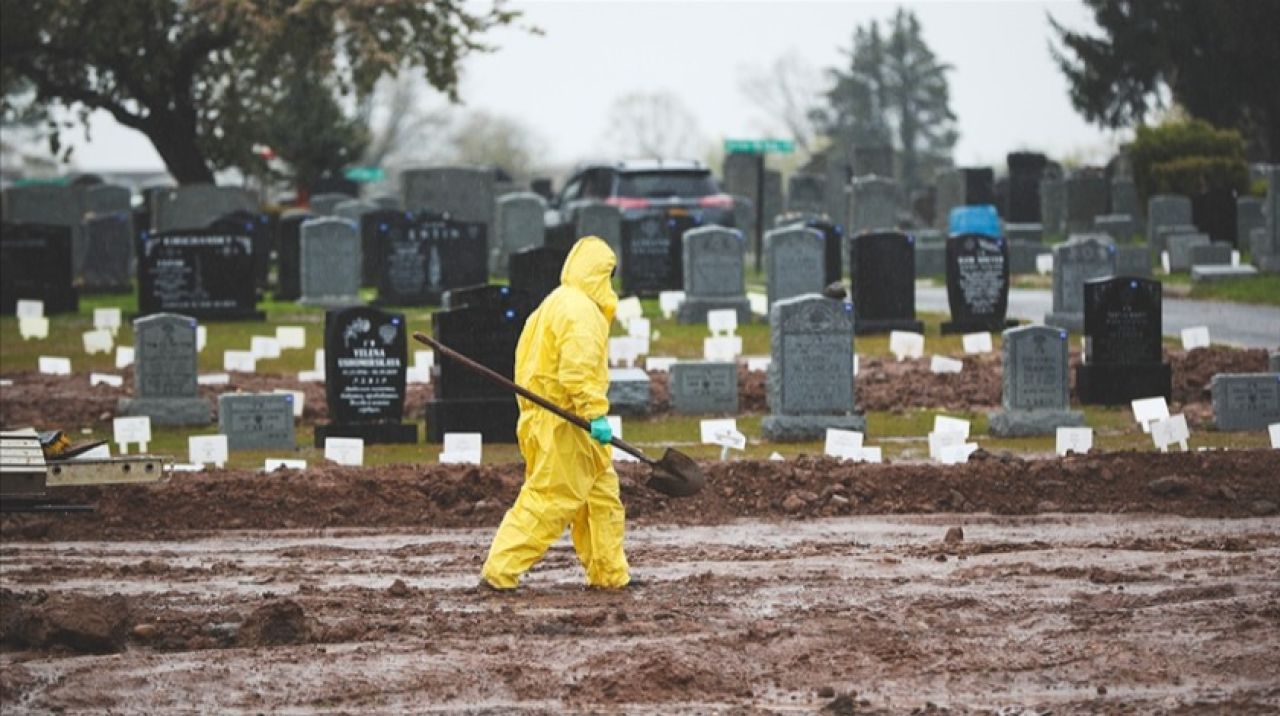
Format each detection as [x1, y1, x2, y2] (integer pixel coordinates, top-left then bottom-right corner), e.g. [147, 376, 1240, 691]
[643, 448, 706, 498]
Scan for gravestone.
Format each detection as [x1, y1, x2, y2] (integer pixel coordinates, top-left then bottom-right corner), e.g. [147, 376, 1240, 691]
[1254, 165, 1280, 271]
[1192, 187, 1236, 246]
[942, 233, 1014, 333]
[1075, 276, 1171, 405]
[847, 176, 897, 234]
[1272, 352, 1280, 373]
[360, 209, 412, 288]
[787, 173, 825, 215]
[607, 367, 653, 417]
[960, 167, 996, 206]
[1064, 170, 1109, 234]
[988, 325, 1084, 436]
[823, 157, 850, 226]
[914, 229, 946, 277]
[274, 211, 311, 300]
[676, 226, 751, 324]
[849, 231, 923, 334]
[372, 195, 401, 210]
[117, 313, 211, 426]
[414, 214, 488, 302]
[1147, 195, 1193, 244]
[1192, 265, 1258, 282]
[1167, 232, 1211, 272]
[493, 192, 545, 277]
[335, 199, 377, 230]
[2, 185, 84, 274]
[1190, 243, 1232, 267]
[1006, 152, 1047, 223]
[374, 211, 432, 305]
[0, 223, 79, 314]
[207, 209, 272, 290]
[138, 229, 262, 320]
[934, 170, 964, 232]
[776, 216, 842, 286]
[1211, 374, 1280, 431]
[316, 306, 417, 445]
[508, 245, 566, 309]
[1110, 177, 1139, 222]
[1114, 244, 1151, 278]
[1039, 176, 1065, 236]
[765, 226, 826, 306]
[81, 184, 132, 217]
[1008, 240, 1051, 275]
[575, 201, 623, 261]
[1044, 234, 1117, 332]
[1094, 214, 1135, 243]
[402, 166, 495, 235]
[1237, 197, 1264, 248]
[670, 362, 737, 414]
[299, 217, 362, 307]
[309, 192, 351, 217]
[152, 184, 255, 231]
[81, 212, 134, 292]
[621, 209, 682, 296]
[441, 283, 532, 314]
[1005, 224, 1044, 243]
[218, 393, 295, 450]
[423, 300, 525, 442]
[1151, 223, 1199, 263]
[762, 296, 864, 441]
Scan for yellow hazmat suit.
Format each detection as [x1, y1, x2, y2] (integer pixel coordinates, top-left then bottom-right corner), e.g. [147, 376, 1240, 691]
[480, 236, 630, 589]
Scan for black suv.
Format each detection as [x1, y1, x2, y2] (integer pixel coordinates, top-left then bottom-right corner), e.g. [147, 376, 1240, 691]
[545, 159, 736, 236]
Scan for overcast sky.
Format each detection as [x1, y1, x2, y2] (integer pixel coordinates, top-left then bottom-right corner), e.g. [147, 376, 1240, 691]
[54, 0, 1121, 173]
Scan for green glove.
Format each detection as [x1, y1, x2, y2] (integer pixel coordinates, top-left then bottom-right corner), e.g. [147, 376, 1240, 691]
[589, 416, 613, 445]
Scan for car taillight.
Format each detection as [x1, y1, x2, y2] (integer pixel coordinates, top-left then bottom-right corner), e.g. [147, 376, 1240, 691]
[605, 196, 651, 210]
[697, 193, 734, 209]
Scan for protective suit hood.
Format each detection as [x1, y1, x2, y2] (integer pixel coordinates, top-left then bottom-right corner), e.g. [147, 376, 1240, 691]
[560, 236, 618, 323]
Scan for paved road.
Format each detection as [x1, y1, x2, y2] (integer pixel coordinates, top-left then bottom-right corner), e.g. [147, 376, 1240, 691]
[917, 286, 1280, 349]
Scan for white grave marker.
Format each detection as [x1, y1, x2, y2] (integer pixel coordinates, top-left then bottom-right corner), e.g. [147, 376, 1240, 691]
[962, 332, 993, 354]
[188, 435, 228, 468]
[115, 346, 135, 369]
[606, 416, 638, 462]
[19, 317, 49, 340]
[1035, 254, 1053, 275]
[276, 326, 307, 350]
[745, 356, 771, 372]
[614, 296, 643, 324]
[703, 336, 742, 361]
[1055, 426, 1093, 456]
[406, 366, 431, 384]
[608, 336, 642, 367]
[707, 309, 738, 336]
[928, 430, 966, 461]
[889, 331, 924, 361]
[297, 369, 324, 382]
[933, 415, 971, 438]
[82, 329, 114, 355]
[325, 437, 365, 466]
[929, 355, 964, 374]
[700, 418, 746, 451]
[1151, 414, 1189, 452]
[414, 350, 435, 370]
[90, 372, 123, 387]
[824, 428, 864, 460]
[1180, 326, 1210, 350]
[859, 446, 883, 464]
[1269, 423, 1280, 449]
[196, 325, 207, 353]
[645, 356, 677, 373]
[223, 350, 256, 373]
[314, 349, 326, 371]
[93, 307, 122, 335]
[272, 389, 305, 417]
[15, 299, 44, 318]
[440, 432, 483, 464]
[658, 291, 685, 318]
[264, 458, 306, 471]
[747, 292, 768, 317]
[853, 354, 859, 377]
[112, 416, 151, 454]
[937, 442, 979, 465]
[38, 356, 71, 375]
[1131, 396, 1170, 434]
[1160, 251, 1171, 274]
[250, 336, 281, 360]
[197, 373, 230, 386]
[769, 451, 785, 461]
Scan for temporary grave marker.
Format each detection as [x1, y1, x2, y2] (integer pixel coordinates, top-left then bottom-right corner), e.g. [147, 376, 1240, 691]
[606, 416, 639, 462]
[746, 356, 771, 372]
[608, 337, 642, 367]
[325, 437, 365, 466]
[38, 356, 71, 375]
[16, 299, 44, 318]
[769, 451, 785, 461]
[645, 356, 677, 372]
[94, 307, 122, 335]
[859, 446, 883, 463]
[314, 349, 325, 372]
[197, 373, 230, 386]
[406, 366, 431, 384]
[90, 372, 124, 387]
[659, 290, 685, 318]
[414, 350, 435, 370]
[824, 428, 864, 460]
[704, 336, 742, 361]
[168, 463, 204, 473]
[1151, 414, 1189, 452]
[615, 296, 644, 324]
[707, 308, 738, 336]
[1181, 327, 1211, 350]
[938, 441, 979, 465]
[1131, 396, 1170, 433]
[113, 415, 151, 454]
[115, 346, 134, 369]
[440, 432, 482, 464]
[19, 317, 49, 340]
[930, 355, 963, 374]
[1270, 423, 1280, 449]
[264, 458, 306, 471]
[250, 336, 281, 360]
[1160, 251, 1171, 274]
[82, 329, 114, 355]
[223, 350, 256, 373]
[853, 355, 860, 376]
[276, 326, 307, 350]
[272, 389, 306, 418]
[1055, 427, 1093, 456]
[934, 415, 971, 438]
[700, 417, 746, 459]
[748, 292, 768, 317]
[962, 332, 993, 354]
[196, 325, 207, 353]
[889, 331, 924, 361]
[298, 369, 323, 382]
[627, 317, 651, 338]
[189, 435, 228, 468]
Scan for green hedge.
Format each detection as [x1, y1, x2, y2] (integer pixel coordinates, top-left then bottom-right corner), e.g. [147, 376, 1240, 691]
[1130, 120, 1248, 203]
[1150, 156, 1249, 197]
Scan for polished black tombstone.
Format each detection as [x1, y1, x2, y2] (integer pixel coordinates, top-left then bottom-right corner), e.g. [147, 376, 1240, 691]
[361, 209, 413, 288]
[418, 215, 489, 304]
[1075, 276, 1172, 404]
[375, 211, 433, 305]
[621, 210, 684, 296]
[848, 231, 923, 334]
[275, 212, 311, 301]
[508, 246, 566, 309]
[207, 210, 272, 290]
[0, 222, 79, 314]
[137, 229, 262, 320]
[314, 306, 418, 445]
[941, 233, 1016, 333]
[423, 301, 525, 443]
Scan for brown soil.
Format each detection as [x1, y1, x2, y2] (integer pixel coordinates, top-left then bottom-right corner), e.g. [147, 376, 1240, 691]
[0, 591, 130, 653]
[1168, 346, 1271, 405]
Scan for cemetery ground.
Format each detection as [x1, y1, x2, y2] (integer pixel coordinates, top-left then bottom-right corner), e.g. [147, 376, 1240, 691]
[3, 283, 1280, 713]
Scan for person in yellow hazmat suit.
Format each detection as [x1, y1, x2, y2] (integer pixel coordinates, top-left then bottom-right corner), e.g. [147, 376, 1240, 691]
[480, 236, 631, 590]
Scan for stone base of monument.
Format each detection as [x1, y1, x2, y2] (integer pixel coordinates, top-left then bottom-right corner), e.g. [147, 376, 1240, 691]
[854, 318, 924, 336]
[299, 295, 363, 309]
[424, 398, 519, 443]
[1191, 265, 1259, 282]
[116, 397, 211, 426]
[606, 368, 652, 417]
[676, 297, 752, 325]
[313, 422, 418, 447]
[1075, 362, 1172, 405]
[988, 409, 1085, 437]
[940, 318, 1019, 334]
[762, 414, 866, 442]
[1043, 312, 1083, 333]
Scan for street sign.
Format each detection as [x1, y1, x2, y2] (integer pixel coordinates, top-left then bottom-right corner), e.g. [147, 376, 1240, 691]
[343, 166, 386, 183]
[723, 138, 795, 155]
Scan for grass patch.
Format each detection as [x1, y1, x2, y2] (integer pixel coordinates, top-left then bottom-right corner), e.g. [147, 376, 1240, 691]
[1187, 273, 1280, 306]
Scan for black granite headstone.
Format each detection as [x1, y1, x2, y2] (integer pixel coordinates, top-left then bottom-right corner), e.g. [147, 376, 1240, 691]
[315, 306, 417, 445]
[849, 231, 923, 334]
[0, 222, 79, 314]
[361, 209, 412, 288]
[442, 283, 533, 315]
[418, 214, 489, 303]
[1192, 188, 1238, 246]
[275, 212, 311, 300]
[138, 229, 263, 320]
[81, 212, 134, 293]
[1075, 276, 1171, 404]
[508, 246, 566, 309]
[375, 211, 434, 305]
[1007, 152, 1047, 223]
[423, 301, 524, 443]
[208, 210, 272, 290]
[942, 233, 1016, 333]
[962, 168, 995, 206]
[621, 210, 683, 296]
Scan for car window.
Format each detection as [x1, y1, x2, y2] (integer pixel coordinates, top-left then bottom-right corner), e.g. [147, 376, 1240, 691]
[583, 169, 615, 199]
[559, 175, 584, 205]
[617, 171, 718, 198]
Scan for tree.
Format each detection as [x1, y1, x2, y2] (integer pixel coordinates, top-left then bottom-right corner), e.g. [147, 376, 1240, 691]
[737, 51, 824, 156]
[257, 75, 369, 193]
[814, 9, 957, 191]
[601, 91, 704, 160]
[448, 110, 544, 180]
[356, 70, 452, 168]
[1050, 0, 1280, 160]
[0, 0, 522, 184]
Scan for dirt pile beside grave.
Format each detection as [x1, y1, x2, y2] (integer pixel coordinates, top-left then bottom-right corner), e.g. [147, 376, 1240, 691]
[856, 354, 1003, 411]
[4, 450, 1276, 540]
[1167, 347, 1271, 405]
[0, 590, 132, 653]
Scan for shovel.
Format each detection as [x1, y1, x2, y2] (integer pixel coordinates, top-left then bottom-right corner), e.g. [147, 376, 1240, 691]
[413, 332, 705, 498]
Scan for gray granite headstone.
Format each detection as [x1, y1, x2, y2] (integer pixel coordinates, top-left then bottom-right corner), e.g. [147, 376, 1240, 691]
[1189, 243, 1232, 267]
[823, 157, 850, 229]
[676, 226, 751, 324]
[762, 295, 864, 441]
[2, 184, 85, 273]
[1147, 195, 1193, 244]
[1167, 232, 1211, 272]
[1094, 213, 1135, 243]
[1114, 244, 1151, 278]
[1271, 352, 1280, 373]
[988, 324, 1084, 436]
[372, 195, 401, 210]
[81, 212, 135, 291]
[607, 367, 652, 417]
[334, 199, 376, 224]
[787, 173, 825, 215]
[1009, 240, 1050, 275]
[1191, 265, 1258, 282]
[1005, 223, 1044, 244]
[1211, 373, 1280, 431]
[309, 193, 352, 217]
[1039, 177, 1065, 237]
[847, 176, 897, 234]
[934, 169, 964, 232]
[218, 393, 296, 450]
[575, 201, 622, 263]
[117, 313, 211, 426]
[300, 217, 362, 307]
[493, 192, 546, 277]
[152, 184, 256, 231]
[670, 362, 737, 414]
[914, 229, 946, 277]
[1045, 234, 1116, 331]
[1064, 171, 1109, 235]
[765, 226, 825, 306]
[402, 166, 495, 230]
[81, 184, 132, 216]
[1110, 177, 1139, 222]
[1255, 165, 1280, 272]
[1236, 196, 1264, 248]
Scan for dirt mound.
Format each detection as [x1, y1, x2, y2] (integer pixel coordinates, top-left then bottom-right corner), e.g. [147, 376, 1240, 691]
[236, 599, 311, 647]
[858, 354, 1003, 411]
[0, 590, 131, 653]
[4, 450, 1277, 541]
[1168, 346, 1271, 405]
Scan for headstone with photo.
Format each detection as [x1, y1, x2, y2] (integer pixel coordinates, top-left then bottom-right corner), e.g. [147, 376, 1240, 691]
[299, 217, 362, 307]
[508, 245, 566, 309]
[1076, 276, 1171, 404]
[942, 233, 1014, 333]
[374, 211, 432, 305]
[316, 306, 417, 445]
[218, 393, 296, 450]
[415, 213, 488, 303]
[117, 313, 211, 426]
[670, 362, 738, 414]
[1044, 234, 1116, 332]
[493, 192, 545, 277]
[1211, 373, 1280, 431]
[988, 325, 1084, 436]
[138, 229, 262, 320]
[765, 226, 826, 307]
[762, 295, 864, 441]
[849, 231, 923, 334]
[676, 226, 751, 324]
[0, 223, 79, 314]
